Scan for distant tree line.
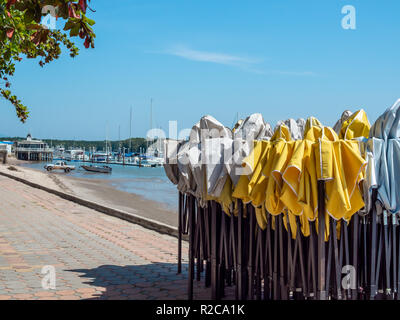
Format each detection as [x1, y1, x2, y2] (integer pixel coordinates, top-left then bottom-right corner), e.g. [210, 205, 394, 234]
[0, 136, 150, 153]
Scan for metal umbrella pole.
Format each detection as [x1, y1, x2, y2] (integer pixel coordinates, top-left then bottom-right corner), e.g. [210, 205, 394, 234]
[229, 213, 238, 298]
[360, 215, 368, 299]
[350, 213, 359, 300]
[342, 220, 351, 299]
[326, 221, 333, 299]
[199, 206, 208, 280]
[265, 213, 273, 300]
[391, 213, 397, 299]
[289, 216, 299, 298]
[273, 216, 279, 299]
[397, 213, 400, 300]
[187, 194, 195, 300]
[242, 205, 250, 300]
[218, 210, 230, 298]
[369, 190, 378, 299]
[194, 203, 203, 282]
[211, 201, 220, 300]
[374, 214, 384, 299]
[237, 200, 246, 300]
[285, 213, 294, 299]
[383, 210, 392, 299]
[295, 217, 308, 299]
[317, 180, 327, 300]
[178, 192, 183, 274]
[254, 223, 264, 300]
[225, 212, 233, 288]
[331, 218, 342, 300]
[307, 220, 317, 299]
[247, 205, 255, 300]
[277, 214, 288, 299]
[204, 204, 212, 288]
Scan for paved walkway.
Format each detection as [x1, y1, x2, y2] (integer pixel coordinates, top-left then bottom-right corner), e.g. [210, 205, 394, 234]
[0, 175, 222, 300]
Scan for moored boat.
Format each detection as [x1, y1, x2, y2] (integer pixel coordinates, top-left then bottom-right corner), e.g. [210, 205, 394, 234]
[80, 165, 112, 173]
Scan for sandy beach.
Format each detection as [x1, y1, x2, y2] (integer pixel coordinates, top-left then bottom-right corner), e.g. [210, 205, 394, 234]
[0, 158, 178, 228]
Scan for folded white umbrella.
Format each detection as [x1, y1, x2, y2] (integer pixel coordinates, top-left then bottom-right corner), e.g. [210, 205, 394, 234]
[228, 113, 272, 186]
[368, 98, 400, 214]
[333, 110, 353, 134]
[276, 118, 306, 140]
[163, 139, 184, 185]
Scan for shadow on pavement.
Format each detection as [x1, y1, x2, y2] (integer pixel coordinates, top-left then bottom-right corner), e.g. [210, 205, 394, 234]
[67, 262, 195, 300]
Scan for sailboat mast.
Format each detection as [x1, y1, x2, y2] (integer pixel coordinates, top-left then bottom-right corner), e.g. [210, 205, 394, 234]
[129, 106, 132, 153]
[147, 98, 153, 155]
[118, 124, 121, 157]
[150, 98, 153, 133]
[105, 123, 109, 162]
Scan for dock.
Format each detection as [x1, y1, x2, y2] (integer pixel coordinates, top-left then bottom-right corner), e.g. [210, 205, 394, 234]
[56, 159, 161, 168]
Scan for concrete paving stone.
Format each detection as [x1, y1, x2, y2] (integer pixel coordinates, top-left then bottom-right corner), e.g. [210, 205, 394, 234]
[4, 282, 27, 288]
[52, 284, 73, 291]
[13, 293, 34, 299]
[7, 288, 31, 294]
[0, 176, 236, 300]
[25, 283, 44, 289]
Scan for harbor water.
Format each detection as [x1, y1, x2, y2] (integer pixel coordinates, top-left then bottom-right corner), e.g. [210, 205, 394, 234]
[20, 161, 178, 211]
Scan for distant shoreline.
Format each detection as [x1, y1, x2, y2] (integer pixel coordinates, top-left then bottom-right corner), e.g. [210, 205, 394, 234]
[0, 136, 149, 155]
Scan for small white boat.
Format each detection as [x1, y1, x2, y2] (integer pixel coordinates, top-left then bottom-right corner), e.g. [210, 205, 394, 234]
[64, 149, 87, 161]
[81, 165, 112, 173]
[145, 157, 164, 166]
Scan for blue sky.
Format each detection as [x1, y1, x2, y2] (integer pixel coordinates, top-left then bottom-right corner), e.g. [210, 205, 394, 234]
[1, 0, 400, 140]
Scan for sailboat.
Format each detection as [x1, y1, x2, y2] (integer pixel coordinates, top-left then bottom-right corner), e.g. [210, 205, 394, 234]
[142, 99, 164, 166]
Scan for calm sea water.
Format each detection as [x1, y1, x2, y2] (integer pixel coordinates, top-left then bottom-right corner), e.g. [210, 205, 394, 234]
[20, 162, 178, 211]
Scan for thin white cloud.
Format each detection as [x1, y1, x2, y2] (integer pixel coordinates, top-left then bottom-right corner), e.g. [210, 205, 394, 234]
[165, 45, 257, 67]
[159, 45, 316, 76]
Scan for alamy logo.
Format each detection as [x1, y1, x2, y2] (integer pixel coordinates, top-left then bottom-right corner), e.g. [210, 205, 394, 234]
[41, 5, 57, 30]
[41, 265, 56, 290]
[341, 265, 356, 290]
[341, 5, 356, 30]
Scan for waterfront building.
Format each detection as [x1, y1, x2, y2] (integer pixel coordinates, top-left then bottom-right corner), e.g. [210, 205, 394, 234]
[0, 141, 13, 154]
[15, 134, 53, 161]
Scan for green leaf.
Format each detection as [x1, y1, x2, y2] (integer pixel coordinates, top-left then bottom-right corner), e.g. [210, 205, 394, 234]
[63, 20, 75, 31]
[69, 25, 80, 37]
[85, 18, 95, 26]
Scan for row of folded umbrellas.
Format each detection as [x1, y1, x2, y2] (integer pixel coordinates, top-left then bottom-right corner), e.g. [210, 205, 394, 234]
[164, 99, 400, 300]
